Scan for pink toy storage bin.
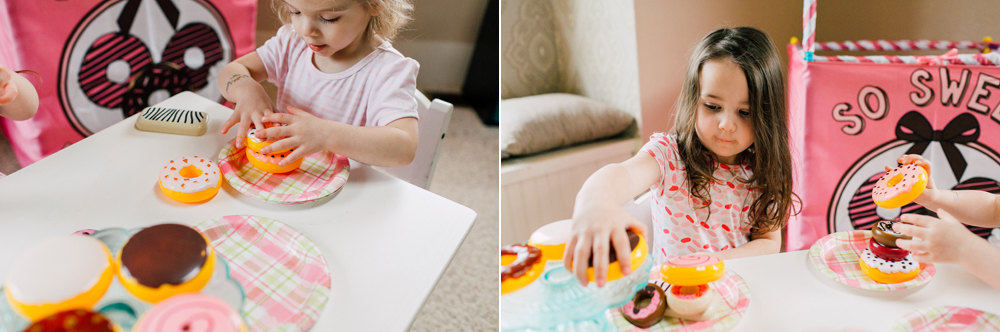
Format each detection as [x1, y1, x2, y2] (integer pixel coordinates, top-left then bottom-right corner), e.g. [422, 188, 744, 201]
[0, 0, 256, 166]
[787, 0, 1000, 250]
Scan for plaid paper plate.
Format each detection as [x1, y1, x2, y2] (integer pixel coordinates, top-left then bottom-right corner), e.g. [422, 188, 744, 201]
[890, 306, 1000, 332]
[609, 270, 750, 331]
[808, 230, 935, 291]
[194, 215, 331, 332]
[218, 138, 349, 204]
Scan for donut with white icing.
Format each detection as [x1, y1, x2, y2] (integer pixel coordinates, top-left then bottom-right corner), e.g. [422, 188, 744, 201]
[872, 163, 928, 209]
[621, 283, 667, 328]
[527, 219, 572, 262]
[133, 294, 246, 332]
[860, 247, 921, 283]
[4, 235, 114, 321]
[158, 156, 222, 203]
[244, 123, 302, 174]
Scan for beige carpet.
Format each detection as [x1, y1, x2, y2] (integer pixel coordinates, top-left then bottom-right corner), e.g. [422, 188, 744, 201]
[409, 105, 499, 331]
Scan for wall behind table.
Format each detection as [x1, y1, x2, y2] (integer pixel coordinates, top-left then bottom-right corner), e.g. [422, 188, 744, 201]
[635, 0, 1000, 141]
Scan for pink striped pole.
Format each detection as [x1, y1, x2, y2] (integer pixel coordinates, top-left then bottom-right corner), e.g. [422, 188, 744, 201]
[803, 0, 817, 61]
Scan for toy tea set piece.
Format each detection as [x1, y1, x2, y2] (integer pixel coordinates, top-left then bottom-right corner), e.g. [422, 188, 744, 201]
[134, 107, 208, 137]
[872, 163, 928, 209]
[158, 156, 222, 204]
[244, 123, 302, 174]
[500, 227, 652, 332]
[0, 224, 246, 332]
[861, 220, 921, 284]
[659, 254, 726, 321]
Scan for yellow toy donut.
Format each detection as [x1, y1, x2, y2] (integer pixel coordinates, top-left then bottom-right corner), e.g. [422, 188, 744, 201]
[158, 156, 222, 203]
[660, 254, 725, 318]
[4, 235, 114, 321]
[872, 163, 928, 209]
[117, 224, 216, 303]
[245, 124, 303, 173]
[527, 219, 572, 262]
[859, 258, 921, 284]
[501, 244, 544, 295]
[583, 229, 648, 283]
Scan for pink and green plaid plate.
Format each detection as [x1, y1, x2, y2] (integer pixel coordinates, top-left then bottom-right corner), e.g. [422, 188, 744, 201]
[890, 306, 1000, 332]
[195, 215, 331, 332]
[609, 270, 750, 331]
[808, 230, 935, 291]
[218, 138, 349, 204]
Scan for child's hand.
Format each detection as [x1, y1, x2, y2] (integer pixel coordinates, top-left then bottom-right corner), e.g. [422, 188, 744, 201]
[894, 209, 979, 264]
[221, 83, 273, 148]
[257, 106, 330, 166]
[563, 204, 647, 287]
[0, 66, 19, 106]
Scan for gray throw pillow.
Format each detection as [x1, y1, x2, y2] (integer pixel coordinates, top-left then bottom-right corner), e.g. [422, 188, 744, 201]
[501, 93, 635, 158]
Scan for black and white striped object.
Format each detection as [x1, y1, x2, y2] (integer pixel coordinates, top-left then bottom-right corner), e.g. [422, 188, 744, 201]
[135, 107, 209, 136]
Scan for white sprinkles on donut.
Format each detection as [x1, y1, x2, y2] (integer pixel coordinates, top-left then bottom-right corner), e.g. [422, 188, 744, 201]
[861, 248, 918, 274]
[159, 156, 220, 193]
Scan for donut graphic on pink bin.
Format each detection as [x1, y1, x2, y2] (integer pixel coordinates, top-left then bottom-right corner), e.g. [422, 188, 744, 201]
[58, 0, 234, 136]
[830, 111, 1000, 239]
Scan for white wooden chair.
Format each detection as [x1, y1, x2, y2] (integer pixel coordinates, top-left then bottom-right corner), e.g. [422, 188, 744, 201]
[375, 90, 454, 189]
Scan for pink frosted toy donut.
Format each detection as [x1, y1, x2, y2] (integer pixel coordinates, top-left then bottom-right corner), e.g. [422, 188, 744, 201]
[621, 283, 667, 328]
[133, 294, 246, 332]
[872, 163, 928, 209]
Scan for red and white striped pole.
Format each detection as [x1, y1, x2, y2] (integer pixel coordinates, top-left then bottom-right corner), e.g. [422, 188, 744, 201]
[803, 0, 817, 61]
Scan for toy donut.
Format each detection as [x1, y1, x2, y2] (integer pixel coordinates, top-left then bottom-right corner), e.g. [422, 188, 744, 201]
[4, 235, 114, 322]
[527, 219, 572, 262]
[117, 224, 216, 303]
[245, 124, 302, 173]
[133, 294, 246, 332]
[621, 283, 667, 328]
[501, 244, 544, 295]
[23, 309, 119, 332]
[660, 254, 725, 318]
[871, 219, 912, 248]
[159, 156, 222, 203]
[872, 163, 928, 209]
[861, 223, 921, 284]
[583, 229, 648, 283]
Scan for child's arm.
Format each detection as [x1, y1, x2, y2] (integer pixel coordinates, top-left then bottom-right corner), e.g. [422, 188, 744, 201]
[564, 153, 659, 286]
[898, 154, 1000, 228]
[217, 51, 275, 148]
[258, 107, 418, 167]
[709, 227, 782, 260]
[0, 66, 38, 121]
[895, 209, 1000, 291]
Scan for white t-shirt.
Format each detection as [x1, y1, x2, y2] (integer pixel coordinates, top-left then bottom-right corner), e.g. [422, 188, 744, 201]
[256, 25, 419, 126]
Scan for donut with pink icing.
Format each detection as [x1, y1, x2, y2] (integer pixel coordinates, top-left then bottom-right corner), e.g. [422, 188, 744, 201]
[133, 294, 246, 332]
[872, 163, 928, 209]
[621, 283, 667, 328]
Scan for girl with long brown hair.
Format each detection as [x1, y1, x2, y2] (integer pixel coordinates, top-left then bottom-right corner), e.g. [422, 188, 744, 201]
[564, 27, 799, 286]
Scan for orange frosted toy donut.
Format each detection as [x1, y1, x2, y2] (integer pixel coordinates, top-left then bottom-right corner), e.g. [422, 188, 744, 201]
[872, 163, 928, 209]
[158, 156, 222, 203]
[245, 125, 302, 173]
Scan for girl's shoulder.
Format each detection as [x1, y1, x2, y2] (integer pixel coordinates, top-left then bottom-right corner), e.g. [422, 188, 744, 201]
[644, 133, 681, 156]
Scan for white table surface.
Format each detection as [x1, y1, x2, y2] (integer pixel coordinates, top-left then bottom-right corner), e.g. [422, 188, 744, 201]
[0, 92, 477, 331]
[723, 250, 1000, 331]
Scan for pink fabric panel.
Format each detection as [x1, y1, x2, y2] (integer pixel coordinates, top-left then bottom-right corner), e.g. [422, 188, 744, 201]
[787, 45, 1000, 250]
[0, 0, 257, 166]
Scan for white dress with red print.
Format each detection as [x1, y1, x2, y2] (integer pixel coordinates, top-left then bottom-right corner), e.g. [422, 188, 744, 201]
[640, 133, 759, 265]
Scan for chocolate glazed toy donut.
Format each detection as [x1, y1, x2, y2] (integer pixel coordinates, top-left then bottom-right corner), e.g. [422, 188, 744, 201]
[621, 283, 667, 328]
[861, 220, 921, 283]
[582, 229, 648, 283]
[501, 244, 544, 295]
[117, 224, 217, 303]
